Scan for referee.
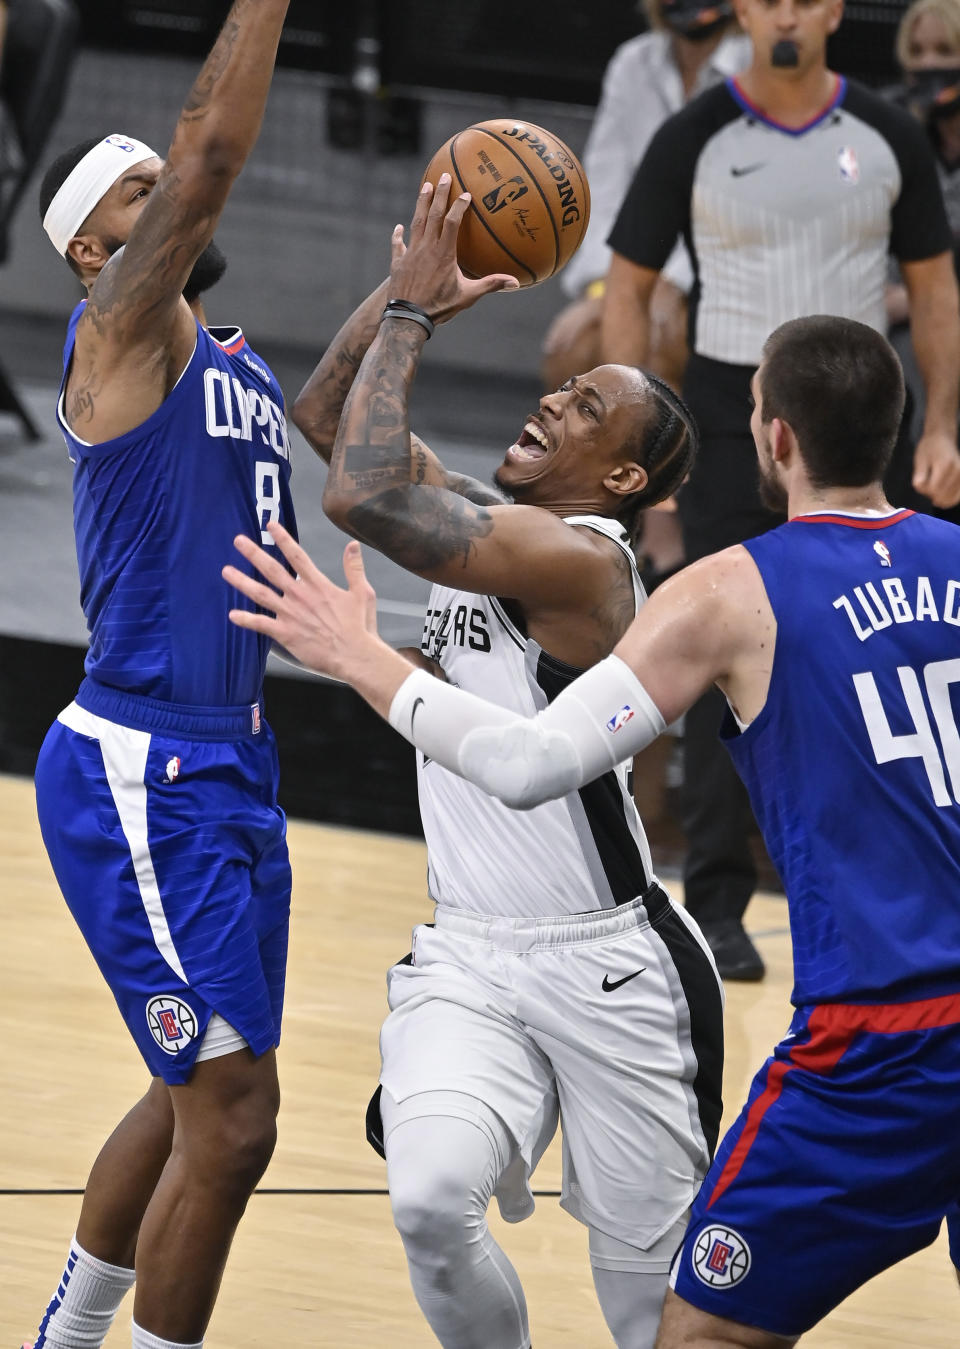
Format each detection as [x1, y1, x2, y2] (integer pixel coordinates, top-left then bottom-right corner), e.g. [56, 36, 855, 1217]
[602, 0, 960, 980]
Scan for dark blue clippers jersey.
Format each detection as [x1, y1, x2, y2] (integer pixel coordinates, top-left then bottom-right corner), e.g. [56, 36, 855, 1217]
[58, 302, 297, 707]
[724, 509, 960, 1006]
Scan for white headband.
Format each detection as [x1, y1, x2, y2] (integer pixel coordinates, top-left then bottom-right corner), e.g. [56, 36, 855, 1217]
[43, 133, 159, 258]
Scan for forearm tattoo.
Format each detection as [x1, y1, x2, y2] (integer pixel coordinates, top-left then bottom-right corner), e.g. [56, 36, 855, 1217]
[328, 321, 496, 570]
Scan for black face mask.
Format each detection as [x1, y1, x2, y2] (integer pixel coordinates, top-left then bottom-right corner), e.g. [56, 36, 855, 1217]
[902, 67, 960, 121]
[661, 0, 733, 40]
[771, 39, 800, 68]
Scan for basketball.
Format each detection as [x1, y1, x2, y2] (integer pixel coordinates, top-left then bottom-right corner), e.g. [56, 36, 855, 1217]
[421, 119, 590, 288]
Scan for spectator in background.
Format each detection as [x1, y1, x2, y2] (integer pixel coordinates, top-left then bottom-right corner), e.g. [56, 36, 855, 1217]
[543, 0, 749, 585]
[0, 0, 22, 190]
[886, 0, 960, 524]
[601, 0, 960, 981]
[541, 0, 749, 395]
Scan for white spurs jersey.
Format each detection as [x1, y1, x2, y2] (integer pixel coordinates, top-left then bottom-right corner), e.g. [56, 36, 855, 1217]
[417, 515, 656, 918]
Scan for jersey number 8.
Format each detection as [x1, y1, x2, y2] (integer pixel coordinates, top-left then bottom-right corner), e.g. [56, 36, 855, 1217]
[256, 461, 281, 544]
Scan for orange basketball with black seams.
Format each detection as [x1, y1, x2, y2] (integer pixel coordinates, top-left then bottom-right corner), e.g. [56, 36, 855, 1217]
[422, 119, 590, 288]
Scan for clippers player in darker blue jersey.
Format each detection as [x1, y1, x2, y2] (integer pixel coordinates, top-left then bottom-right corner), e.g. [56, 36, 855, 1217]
[25, 4, 297, 1348]
[225, 313, 960, 1346]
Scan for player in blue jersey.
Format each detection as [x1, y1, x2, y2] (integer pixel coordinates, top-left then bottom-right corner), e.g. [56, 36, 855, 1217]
[224, 313, 960, 1345]
[25, 4, 296, 1349]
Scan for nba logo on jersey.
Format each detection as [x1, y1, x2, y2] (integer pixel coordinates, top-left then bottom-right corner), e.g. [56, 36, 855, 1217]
[692, 1225, 751, 1289]
[146, 996, 198, 1055]
[251, 704, 261, 734]
[873, 540, 892, 567]
[606, 705, 636, 733]
[838, 146, 859, 183]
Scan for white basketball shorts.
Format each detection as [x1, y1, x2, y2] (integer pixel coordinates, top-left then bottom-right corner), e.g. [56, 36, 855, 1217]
[379, 882, 724, 1249]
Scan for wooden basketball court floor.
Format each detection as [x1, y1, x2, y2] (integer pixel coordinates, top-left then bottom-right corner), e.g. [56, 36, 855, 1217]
[0, 771, 954, 1345]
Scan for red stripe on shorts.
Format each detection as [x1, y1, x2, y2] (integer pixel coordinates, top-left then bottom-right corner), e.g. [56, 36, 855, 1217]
[705, 991, 960, 1210]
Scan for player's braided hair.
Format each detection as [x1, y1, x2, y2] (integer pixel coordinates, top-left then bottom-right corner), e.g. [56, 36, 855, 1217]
[616, 371, 699, 547]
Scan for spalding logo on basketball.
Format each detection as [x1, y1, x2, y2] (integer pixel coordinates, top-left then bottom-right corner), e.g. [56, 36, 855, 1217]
[146, 994, 199, 1055]
[692, 1225, 752, 1289]
[421, 119, 590, 288]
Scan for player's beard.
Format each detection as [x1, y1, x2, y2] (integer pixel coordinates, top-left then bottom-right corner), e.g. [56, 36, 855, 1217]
[102, 235, 227, 301]
[756, 438, 788, 512]
[182, 240, 228, 302]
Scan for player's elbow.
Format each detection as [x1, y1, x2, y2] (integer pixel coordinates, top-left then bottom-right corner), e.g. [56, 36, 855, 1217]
[321, 481, 352, 529]
[458, 720, 583, 810]
[167, 141, 245, 211]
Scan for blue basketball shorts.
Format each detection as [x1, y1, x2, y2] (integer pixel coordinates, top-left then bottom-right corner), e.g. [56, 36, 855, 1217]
[671, 993, 960, 1337]
[34, 681, 291, 1085]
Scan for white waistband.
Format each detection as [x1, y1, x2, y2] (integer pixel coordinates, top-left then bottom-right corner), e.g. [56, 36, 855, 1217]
[432, 886, 667, 951]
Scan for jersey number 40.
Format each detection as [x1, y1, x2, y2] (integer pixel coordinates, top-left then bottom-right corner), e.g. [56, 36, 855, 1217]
[854, 659, 960, 807]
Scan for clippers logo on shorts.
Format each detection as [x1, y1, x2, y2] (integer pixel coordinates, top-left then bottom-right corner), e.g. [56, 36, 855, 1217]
[482, 177, 528, 213]
[251, 704, 261, 734]
[874, 540, 892, 568]
[146, 996, 198, 1055]
[838, 146, 859, 183]
[692, 1225, 751, 1289]
[606, 704, 636, 733]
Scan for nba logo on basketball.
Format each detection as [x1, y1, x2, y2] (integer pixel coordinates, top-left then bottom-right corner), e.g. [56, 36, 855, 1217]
[606, 705, 636, 733]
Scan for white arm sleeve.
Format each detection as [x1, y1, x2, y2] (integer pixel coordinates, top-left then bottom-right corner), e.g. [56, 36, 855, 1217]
[387, 655, 666, 810]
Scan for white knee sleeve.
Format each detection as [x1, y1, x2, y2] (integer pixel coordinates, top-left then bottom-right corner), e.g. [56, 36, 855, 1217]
[388, 654, 665, 809]
[383, 1094, 530, 1349]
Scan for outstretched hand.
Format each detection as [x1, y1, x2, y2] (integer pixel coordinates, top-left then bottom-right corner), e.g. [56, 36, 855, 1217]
[223, 522, 381, 682]
[389, 175, 519, 324]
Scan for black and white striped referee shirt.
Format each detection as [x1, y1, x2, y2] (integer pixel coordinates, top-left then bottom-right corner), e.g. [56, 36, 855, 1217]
[608, 76, 952, 366]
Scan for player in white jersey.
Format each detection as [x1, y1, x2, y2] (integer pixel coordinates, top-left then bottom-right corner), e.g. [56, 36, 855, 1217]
[259, 179, 722, 1349]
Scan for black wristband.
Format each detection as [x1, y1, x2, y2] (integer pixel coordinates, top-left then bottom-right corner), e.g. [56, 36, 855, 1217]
[382, 298, 435, 339]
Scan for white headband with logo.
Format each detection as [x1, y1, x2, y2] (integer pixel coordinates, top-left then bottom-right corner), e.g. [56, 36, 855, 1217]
[43, 133, 159, 258]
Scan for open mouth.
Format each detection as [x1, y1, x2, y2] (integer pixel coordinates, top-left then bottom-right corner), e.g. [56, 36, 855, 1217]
[506, 419, 551, 463]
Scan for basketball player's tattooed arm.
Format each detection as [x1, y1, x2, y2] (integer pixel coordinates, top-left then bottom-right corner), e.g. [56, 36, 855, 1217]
[322, 319, 631, 651]
[69, 0, 291, 440]
[292, 280, 505, 506]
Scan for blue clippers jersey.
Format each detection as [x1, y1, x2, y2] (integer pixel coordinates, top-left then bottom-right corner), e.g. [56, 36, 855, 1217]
[58, 302, 296, 706]
[724, 509, 960, 1006]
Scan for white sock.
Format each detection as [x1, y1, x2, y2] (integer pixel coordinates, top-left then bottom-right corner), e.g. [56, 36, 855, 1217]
[131, 1322, 202, 1349]
[34, 1235, 135, 1348]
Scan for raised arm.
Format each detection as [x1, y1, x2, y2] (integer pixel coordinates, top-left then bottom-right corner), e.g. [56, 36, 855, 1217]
[320, 180, 625, 618]
[68, 0, 290, 440]
[290, 273, 503, 505]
